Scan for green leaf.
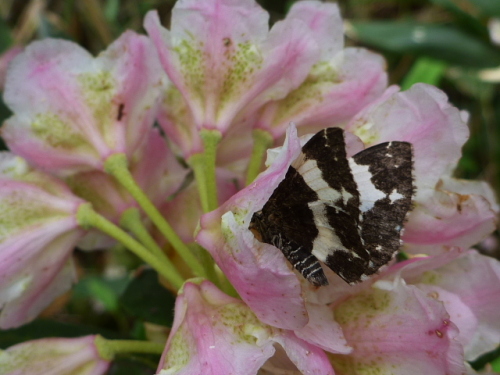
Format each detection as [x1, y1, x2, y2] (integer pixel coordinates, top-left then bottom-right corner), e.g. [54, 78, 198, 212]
[492, 356, 500, 372]
[120, 270, 176, 327]
[0, 319, 122, 349]
[470, 345, 500, 371]
[104, 0, 121, 22]
[108, 357, 159, 375]
[401, 57, 447, 90]
[429, 0, 490, 39]
[468, 0, 500, 17]
[0, 17, 13, 54]
[352, 21, 500, 68]
[37, 15, 72, 40]
[72, 275, 129, 313]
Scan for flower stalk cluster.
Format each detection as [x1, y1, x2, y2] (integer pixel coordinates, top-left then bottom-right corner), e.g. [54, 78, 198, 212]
[0, 0, 499, 374]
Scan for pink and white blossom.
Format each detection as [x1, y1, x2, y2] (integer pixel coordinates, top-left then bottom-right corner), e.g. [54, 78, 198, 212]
[156, 279, 335, 375]
[2, 31, 164, 176]
[0, 335, 110, 375]
[392, 249, 500, 361]
[145, 0, 320, 157]
[0, 153, 86, 328]
[329, 277, 466, 375]
[254, 1, 387, 140]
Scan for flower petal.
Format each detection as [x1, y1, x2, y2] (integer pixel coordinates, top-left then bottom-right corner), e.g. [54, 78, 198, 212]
[3, 31, 162, 176]
[0, 154, 85, 327]
[145, 0, 319, 136]
[399, 250, 500, 361]
[404, 177, 498, 254]
[197, 126, 309, 330]
[294, 302, 351, 354]
[157, 280, 333, 375]
[331, 279, 466, 375]
[0, 335, 110, 375]
[285, 1, 343, 60]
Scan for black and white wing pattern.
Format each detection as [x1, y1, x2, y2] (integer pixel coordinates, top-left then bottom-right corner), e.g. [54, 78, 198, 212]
[249, 127, 414, 286]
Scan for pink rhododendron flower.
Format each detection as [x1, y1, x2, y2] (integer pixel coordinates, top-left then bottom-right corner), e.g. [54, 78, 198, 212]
[197, 83, 498, 372]
[392, 249, 500, 361]
[316, 247, 500, 374]
[0, 153, 86, 328]
[156, 279, 335, 375]
[145, 0, 320, 157]
[254, 1, 387, 140]
[2, 30, 164, 176]
[0, 335, 110, 375]
[329, 277, 466, 375]
[0, 0, 498, 373]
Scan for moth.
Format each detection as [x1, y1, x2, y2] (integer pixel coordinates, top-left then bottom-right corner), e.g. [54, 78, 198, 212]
[249, 127, 414, 286]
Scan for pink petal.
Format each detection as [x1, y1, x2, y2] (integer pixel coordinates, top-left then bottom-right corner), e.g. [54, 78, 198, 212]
[157, 280, 274, 375]
[100, 31, 164, 159]
[3, 31, 162, 176]
[404, 177, 498, 254]
[0, 217, 83, 328]
[157, 280, 333, 375]
[294, 302, 351, 354]
[197, 126, 308, 330]
[272, 331, 335, 375]
[331, 279, 466, 375]
[145, 0, 319, 135]
[400, 250, 500, 361]
[0, 154, 85, 327]
[260, 48, 387, 140]
[161, 169, 238, 243]
[0, 335, 110, 375]
[416, 284, 478, 354]
[156, 83, 204, 158]
[346, 83, 469, 192]
[3, 39, 103, 173]
[130, 128, 189, 207]
[286, 1, 343, 60]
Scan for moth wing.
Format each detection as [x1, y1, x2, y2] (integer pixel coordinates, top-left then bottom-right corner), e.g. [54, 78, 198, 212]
[350, 141, 414, 275]
[295, 128, 372, 284]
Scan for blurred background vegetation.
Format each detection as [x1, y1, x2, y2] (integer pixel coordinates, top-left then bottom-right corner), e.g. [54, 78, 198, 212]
[0, 0, 498, 374]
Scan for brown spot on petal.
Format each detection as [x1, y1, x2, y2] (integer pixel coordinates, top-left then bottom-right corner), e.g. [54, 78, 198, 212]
[458, 194, 470, 203]
[427, 291, 439, 299]
[117, 103, 125, 121]
[435, 329, 443, 338]
[223, 38, 231, 47]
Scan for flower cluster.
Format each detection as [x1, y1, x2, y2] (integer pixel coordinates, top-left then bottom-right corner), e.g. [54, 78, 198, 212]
[0, 0, 498, 374]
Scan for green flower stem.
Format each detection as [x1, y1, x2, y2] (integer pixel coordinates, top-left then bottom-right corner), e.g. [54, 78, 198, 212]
[189, 153, 209, 213]
[104, 153, 205, 278]
[77, 203, 180, 287]
[246, 129, 274, 185]
[120, 207, 184, 290]
[95, 336, 165, 361]
[192, 243, 220, 288]
[200, 129, 222, 212]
